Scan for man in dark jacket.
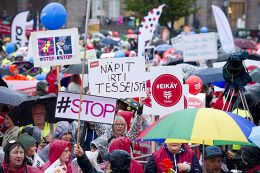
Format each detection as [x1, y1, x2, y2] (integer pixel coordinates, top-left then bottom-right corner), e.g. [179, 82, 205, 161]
[145, 143, 201, 173]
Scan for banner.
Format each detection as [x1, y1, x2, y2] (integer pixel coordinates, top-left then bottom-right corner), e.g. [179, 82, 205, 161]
[44, 159, 61, 173]
[188, 93, 205, 108]
[212, 5, 235, 53]
[4, 80, 38, 96]
[32, 153, 45, 168]
[150, 66, 184, 116]
[183, 33, 218, 62]
[31, 28, 80, 67]
[11, 11, 29, 48]
[88, 19, 100, 33]
[55, 92, 117, 124]
[88, 57, 146, 98]
[138, 4, 165, 57]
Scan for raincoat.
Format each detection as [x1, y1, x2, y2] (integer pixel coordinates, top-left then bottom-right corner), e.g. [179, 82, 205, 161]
[1, 160, 42, 173]
[40, 139, 72, 173]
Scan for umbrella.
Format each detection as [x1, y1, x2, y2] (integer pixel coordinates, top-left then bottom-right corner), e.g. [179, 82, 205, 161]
[0, 66, 11, 75]
[137, 108, 255, 145]
[101, 38, 120, 46]
[8, 94, 69, 126]
[154, 44, 174, 52]
[189, 67, 224, 83]
[250, 68, 260, 83]
[234, 38, 257, 49]
[118, 98, 140, 111]
[249, 126, 260, 148]
[0, 86, 29, 106]
[61, 64, 88, 74]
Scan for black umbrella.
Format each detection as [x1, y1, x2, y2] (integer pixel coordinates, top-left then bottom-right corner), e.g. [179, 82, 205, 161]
[0, 86, 29, 106]
[61, 64, 88, 74]
[8, 94, 69, 126]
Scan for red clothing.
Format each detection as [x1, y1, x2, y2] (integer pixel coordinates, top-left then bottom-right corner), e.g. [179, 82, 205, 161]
[41, 139, 72, 173]
[246, 165, 260, 173]
[46, 69, 58, 94]
[130, 159, 144, 173]
[109, 137, 132, 154]
[2, 161, 42, 173]
[3, 74, 29, 80]
[153, 146, 195, 173]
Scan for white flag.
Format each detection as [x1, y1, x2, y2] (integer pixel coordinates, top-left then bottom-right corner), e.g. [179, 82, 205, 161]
[212, 5, 235, 53]
[32, 153, 45, 168]
[11, 11, 29, 48]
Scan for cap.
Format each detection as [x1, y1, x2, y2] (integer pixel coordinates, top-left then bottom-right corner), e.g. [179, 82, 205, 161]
[204, 146, 224, 159]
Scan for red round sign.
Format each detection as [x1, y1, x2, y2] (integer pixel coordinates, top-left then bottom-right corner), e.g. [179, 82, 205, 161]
[152, 74, 182, 107]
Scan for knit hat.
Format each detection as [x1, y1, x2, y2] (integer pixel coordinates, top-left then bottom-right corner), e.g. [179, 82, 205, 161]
[36, 81, 48, 91]
[53, 121, 72, 139]
[18, 134, 36, 152]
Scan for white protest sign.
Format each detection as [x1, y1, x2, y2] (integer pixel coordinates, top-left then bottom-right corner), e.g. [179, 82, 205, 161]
[188, 93, 205, 108]
[80, 49, 97, 59]
[171, 36, 183, 51]
[183, 33, 218, 62]
[44, 159, 61, 173]
[88, 57, 146, 98]
[150, 66, 184, 116]
[31, 28, 80, 67]
[4, 80, 38, 96]
[32, 153, 45, 168]
[55, 92, 116, 124]
[100, 53, 115, 59]
[183, 84, 189, 109]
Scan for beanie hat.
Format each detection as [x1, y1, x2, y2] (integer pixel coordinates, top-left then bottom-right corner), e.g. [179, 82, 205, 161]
[36, 81, 48, 91]
[53, 121, 72, 139]
[18, 134, 36, 152]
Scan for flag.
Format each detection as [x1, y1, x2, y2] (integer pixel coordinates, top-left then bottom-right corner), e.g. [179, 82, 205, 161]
[32, 153, 45, 168]
[212, 5, 235, 53]
[138, 4, 165, 57]
[11, 11, 29, 48]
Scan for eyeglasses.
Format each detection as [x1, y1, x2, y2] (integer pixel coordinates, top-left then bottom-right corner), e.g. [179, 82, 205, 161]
[114, 124, 125, 127]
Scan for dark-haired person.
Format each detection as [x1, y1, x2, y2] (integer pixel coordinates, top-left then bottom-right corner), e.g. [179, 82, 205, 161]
[0, 140, 42, 172]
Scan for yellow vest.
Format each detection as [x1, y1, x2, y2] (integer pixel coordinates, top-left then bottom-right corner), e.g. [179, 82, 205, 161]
[20, 122, 56, 137]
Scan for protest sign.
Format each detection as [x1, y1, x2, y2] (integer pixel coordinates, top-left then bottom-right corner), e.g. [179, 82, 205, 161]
[88, 19, 100, 33]
[88, 57, 146, 98]
[4, 80, 38, 96]
[31, 28, 80, 67]
[55, 92, 116, 124]
[32, 153, 45, 168]
[188, 93, 206, 108]
[183, 84, 189, 109]
[100, 52, 115, 59]
[170, 36, 183, 51]
[144, 46, 155, 64]
[150, 66, 184, 116]
[183, 33, 218, 62]
[143, 73, 152, 114]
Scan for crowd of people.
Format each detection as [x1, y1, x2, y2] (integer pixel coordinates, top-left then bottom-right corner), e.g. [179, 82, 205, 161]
[0, 22, 260, 173]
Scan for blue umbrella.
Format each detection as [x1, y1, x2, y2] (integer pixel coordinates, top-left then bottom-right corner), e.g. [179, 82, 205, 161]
[249, 126, 260, 148]
[154, 44, 173, 52]
[190, 67, 224, 83]
[101, 38, 119, 46]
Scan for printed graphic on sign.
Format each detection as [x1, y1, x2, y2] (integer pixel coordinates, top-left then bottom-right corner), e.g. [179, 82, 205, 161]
[55, 92, 117, 124]
[38, 38, 54, 56]
[31, 28, 80, 67]
[144, 80, 151, 107]
[152, 74, 182, 107]
[188, 93, 205, 108]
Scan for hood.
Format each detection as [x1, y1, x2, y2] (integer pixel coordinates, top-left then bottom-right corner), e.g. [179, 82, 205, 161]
[106, 150, 131, 173]
[108, 137, 131, 154]
[53, 121, 72, 139]
[9, 64, 19, 74]
[91, 137, 108, 159]
[49, 139, 70, 164]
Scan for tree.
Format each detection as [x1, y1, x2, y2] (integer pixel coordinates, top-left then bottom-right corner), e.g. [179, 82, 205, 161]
[124, 0, 199, 36]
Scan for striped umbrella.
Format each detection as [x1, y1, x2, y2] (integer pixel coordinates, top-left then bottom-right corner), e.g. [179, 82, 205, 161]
[137, 108, 255, 145]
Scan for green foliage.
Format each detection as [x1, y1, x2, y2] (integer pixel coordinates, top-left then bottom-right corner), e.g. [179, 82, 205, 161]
[124, 0, 198, 25]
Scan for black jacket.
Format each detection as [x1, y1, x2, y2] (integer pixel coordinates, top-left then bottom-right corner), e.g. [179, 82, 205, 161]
[77, 154, 102, 173]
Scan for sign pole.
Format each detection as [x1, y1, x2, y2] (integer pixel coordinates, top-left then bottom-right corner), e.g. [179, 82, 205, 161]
[77, 0, 91, 144]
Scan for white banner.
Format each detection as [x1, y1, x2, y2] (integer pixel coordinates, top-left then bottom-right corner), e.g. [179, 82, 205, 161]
[150, 66, 184, 116]
[4, 80, 38, 96]
[212, 5, 235, 53]
[171, 36, 183, 51]
[55, 92, 117, 124]
[183, 33, 218, 62]
[88, 57, 146, 98]
[31, 28, 80, 67]
[11, 11, 29, 48]
[32, 153, 45, 168]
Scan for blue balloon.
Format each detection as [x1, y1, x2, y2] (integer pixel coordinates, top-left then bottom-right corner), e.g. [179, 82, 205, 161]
[200, 26, 208, 33]
[36, 73, 47, 81]
[5, 43, 16, 55]
[114, 50, 125, 58]
[41, 2, 67, 30]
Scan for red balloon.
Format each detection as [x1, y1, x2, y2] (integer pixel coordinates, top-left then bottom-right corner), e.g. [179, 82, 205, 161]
[127, 29, 134, 35]
[86, 43, 94, 50]
[113, 31, 119, 37]
[185, 75, 203, 95]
